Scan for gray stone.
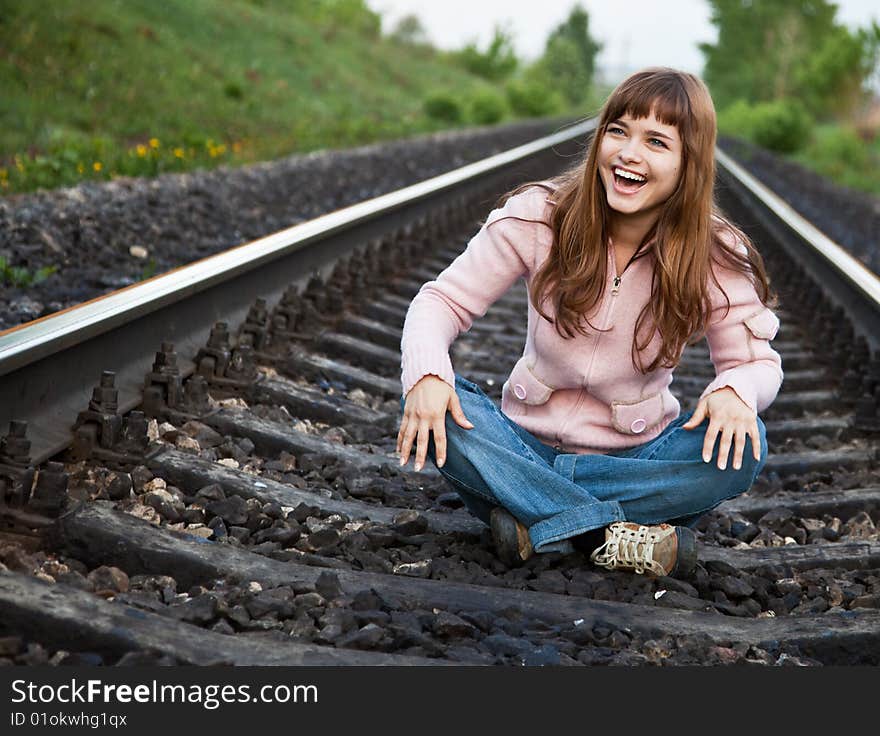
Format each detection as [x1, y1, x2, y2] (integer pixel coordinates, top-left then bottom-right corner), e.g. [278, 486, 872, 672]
[530, 570, 567, 594]
[170, 594, 219, 624]
[655, 576, 699, 598]
[335, 623, 386, 650]
[391, 509, 429, 536]
[315, 571, 342, 600]
[522, 644, 561, 666]
[431, 611, 476, 638]
[87, 566, 129, 595]
[393, 560, 432, 578]
[714, 575, 755, 599]
[106, 472, 133, 501]
[850, 594, 880, 609]
[482, 634, 532, 658]
[195, 483, 226, 502]
[654, 590, 713, 612]
[246, 588, 296, 619]
[206, 495, 249, 525]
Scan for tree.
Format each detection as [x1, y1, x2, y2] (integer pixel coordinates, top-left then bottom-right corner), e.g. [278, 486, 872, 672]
[700, 0, 879, 119]
[452, 24, 518, 81]
[544, 5, 601, 90]
[527, 4, 601, 107]
[390, 14, 430, 48]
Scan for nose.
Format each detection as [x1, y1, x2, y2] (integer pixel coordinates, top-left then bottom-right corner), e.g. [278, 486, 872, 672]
[619, 137, 643, 163]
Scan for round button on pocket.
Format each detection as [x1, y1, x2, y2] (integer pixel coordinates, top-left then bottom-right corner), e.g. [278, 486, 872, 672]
[630, 418, 647, 433]
[513, 383, 527, 400]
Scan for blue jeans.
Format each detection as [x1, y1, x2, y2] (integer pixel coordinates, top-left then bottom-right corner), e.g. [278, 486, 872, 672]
[400, 373, 768, 554]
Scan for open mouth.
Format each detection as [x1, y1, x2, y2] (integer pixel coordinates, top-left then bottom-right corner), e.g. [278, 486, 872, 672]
[612, 167, 647, 194]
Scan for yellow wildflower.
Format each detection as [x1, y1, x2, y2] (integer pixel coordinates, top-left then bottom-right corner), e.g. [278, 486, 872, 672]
[77, 163, 84, 174]
[232, 141, 242, 153]
[149, 138, 160, 149]
[93, 162, 102, 172]
[136, 144, 148, 157]
[217, 144, 227, 155]
[173, 147, 184, 159]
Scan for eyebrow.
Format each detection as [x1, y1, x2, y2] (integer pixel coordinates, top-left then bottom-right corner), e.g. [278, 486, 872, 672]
[609, 119, 676, 142]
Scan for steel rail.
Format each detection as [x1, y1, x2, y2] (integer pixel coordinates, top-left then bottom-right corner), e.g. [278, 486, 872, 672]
[0, 119, 595, 464]
[714, 146, 880, 353]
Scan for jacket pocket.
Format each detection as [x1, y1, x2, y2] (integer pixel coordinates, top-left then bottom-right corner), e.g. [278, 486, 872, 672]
[503, 357, 555, 406]
[744, 308, 779, 340]
[611, 392, 665, 435]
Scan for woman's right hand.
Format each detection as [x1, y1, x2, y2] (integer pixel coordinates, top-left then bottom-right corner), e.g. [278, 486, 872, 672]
[397, 375, 474, 472]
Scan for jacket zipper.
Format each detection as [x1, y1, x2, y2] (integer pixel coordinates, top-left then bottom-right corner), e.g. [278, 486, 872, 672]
[553, 244, 622, 449]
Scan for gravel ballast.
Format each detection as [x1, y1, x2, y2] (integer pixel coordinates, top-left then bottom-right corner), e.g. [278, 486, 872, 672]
[0, 118, 572, 331]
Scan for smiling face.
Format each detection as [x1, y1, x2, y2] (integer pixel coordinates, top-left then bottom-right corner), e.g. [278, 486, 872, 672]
[598, 108, 683, 229]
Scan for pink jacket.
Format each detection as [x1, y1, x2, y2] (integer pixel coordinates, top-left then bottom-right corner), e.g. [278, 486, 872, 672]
[400, 185, 783, 455]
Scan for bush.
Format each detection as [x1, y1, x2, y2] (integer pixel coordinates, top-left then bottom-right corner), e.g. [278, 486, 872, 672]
[810, 125, 871, 169]
[749, 100, 814, 154]
[718, 99, 813, 154]
[468, 91, 507, 125]
[451, 26, 518, 82]
[717, 99, 757, 139]
[423, 93, 462, 123]
[796, 125, 877, 192]
[505, 79, 564, 117]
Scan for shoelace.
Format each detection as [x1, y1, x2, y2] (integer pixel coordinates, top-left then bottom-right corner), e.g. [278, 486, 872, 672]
[591, 523, 665, 576]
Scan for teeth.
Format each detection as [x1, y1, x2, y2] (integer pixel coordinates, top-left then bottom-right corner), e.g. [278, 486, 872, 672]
[614, 168, 646, 182]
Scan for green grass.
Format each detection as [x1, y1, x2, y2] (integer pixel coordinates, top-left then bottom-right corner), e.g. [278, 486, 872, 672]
[0, 0, 593, 195]
[718, 100, 879, 197]
[790, 123, 880, 196]
[0, 257, 57, 287]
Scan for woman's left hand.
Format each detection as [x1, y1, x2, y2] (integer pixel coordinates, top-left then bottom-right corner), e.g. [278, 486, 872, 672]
[682, 387, 761, 470]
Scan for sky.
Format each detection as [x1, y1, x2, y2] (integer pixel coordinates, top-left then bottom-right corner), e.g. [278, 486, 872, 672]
[366, 0, 879, 84]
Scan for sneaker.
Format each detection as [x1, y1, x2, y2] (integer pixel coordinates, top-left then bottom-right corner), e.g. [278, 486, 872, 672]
[490, 507, 533, 567]
[590, 522, 696, 578]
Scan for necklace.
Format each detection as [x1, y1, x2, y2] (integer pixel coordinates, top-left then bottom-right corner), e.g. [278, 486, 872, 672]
[610, 237, 652, 294]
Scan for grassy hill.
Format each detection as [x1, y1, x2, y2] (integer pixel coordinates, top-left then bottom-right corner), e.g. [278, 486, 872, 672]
[1, 0, 583, 194]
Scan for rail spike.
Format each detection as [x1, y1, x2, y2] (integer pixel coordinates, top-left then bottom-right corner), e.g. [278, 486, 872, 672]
[0, 421, 36, 510]
[143, 342, 183, 417]
[70, 372, 148, 465]
[239, 298, 270, 352]
[0, 422, 69, 522]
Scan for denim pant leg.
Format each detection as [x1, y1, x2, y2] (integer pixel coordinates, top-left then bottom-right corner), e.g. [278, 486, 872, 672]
[399, 373, 624, 553]
[558, 412, 769, 532]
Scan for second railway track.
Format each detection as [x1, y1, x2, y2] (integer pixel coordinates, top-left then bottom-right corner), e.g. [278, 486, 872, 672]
[0, 123, 878, 667]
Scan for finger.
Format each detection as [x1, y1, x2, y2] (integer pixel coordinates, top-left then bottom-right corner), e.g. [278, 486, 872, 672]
[399, 417, 418, 466]
[433, 417, 447, 468]
[683, 401, 707, 429]
[749, 421, 762, 462]
[716, 425, 734, 470]
[396, 414, 409, 455]
[449, 394, 474, 429]
[702, 421, 720, 463]
[414, 420, 431, 472]
[732, 426, 746, 470]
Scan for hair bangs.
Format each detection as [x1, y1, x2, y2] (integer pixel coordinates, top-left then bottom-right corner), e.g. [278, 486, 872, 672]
[605, 71, 691, 133]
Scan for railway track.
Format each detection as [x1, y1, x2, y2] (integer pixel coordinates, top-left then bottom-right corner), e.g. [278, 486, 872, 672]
[0, 123, 878, 667]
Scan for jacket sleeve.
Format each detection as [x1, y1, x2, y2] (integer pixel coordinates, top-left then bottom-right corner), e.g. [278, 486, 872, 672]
[399, 189, 546, 398]
[699, 250, 784, 413]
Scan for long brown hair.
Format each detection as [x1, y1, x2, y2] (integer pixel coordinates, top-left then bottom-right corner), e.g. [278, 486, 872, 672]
[494, 67, 775, 373]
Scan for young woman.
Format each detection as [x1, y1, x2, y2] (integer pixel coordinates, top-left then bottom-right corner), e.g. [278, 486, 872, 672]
[396, 68, 782, 579]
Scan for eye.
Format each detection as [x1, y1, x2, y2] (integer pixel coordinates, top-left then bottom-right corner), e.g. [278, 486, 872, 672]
[649, 137, 668, 148]
[606, 125, 625, 135]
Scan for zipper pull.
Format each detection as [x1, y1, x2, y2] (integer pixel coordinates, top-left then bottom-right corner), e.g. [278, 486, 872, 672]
[611, 276, 621, 294]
